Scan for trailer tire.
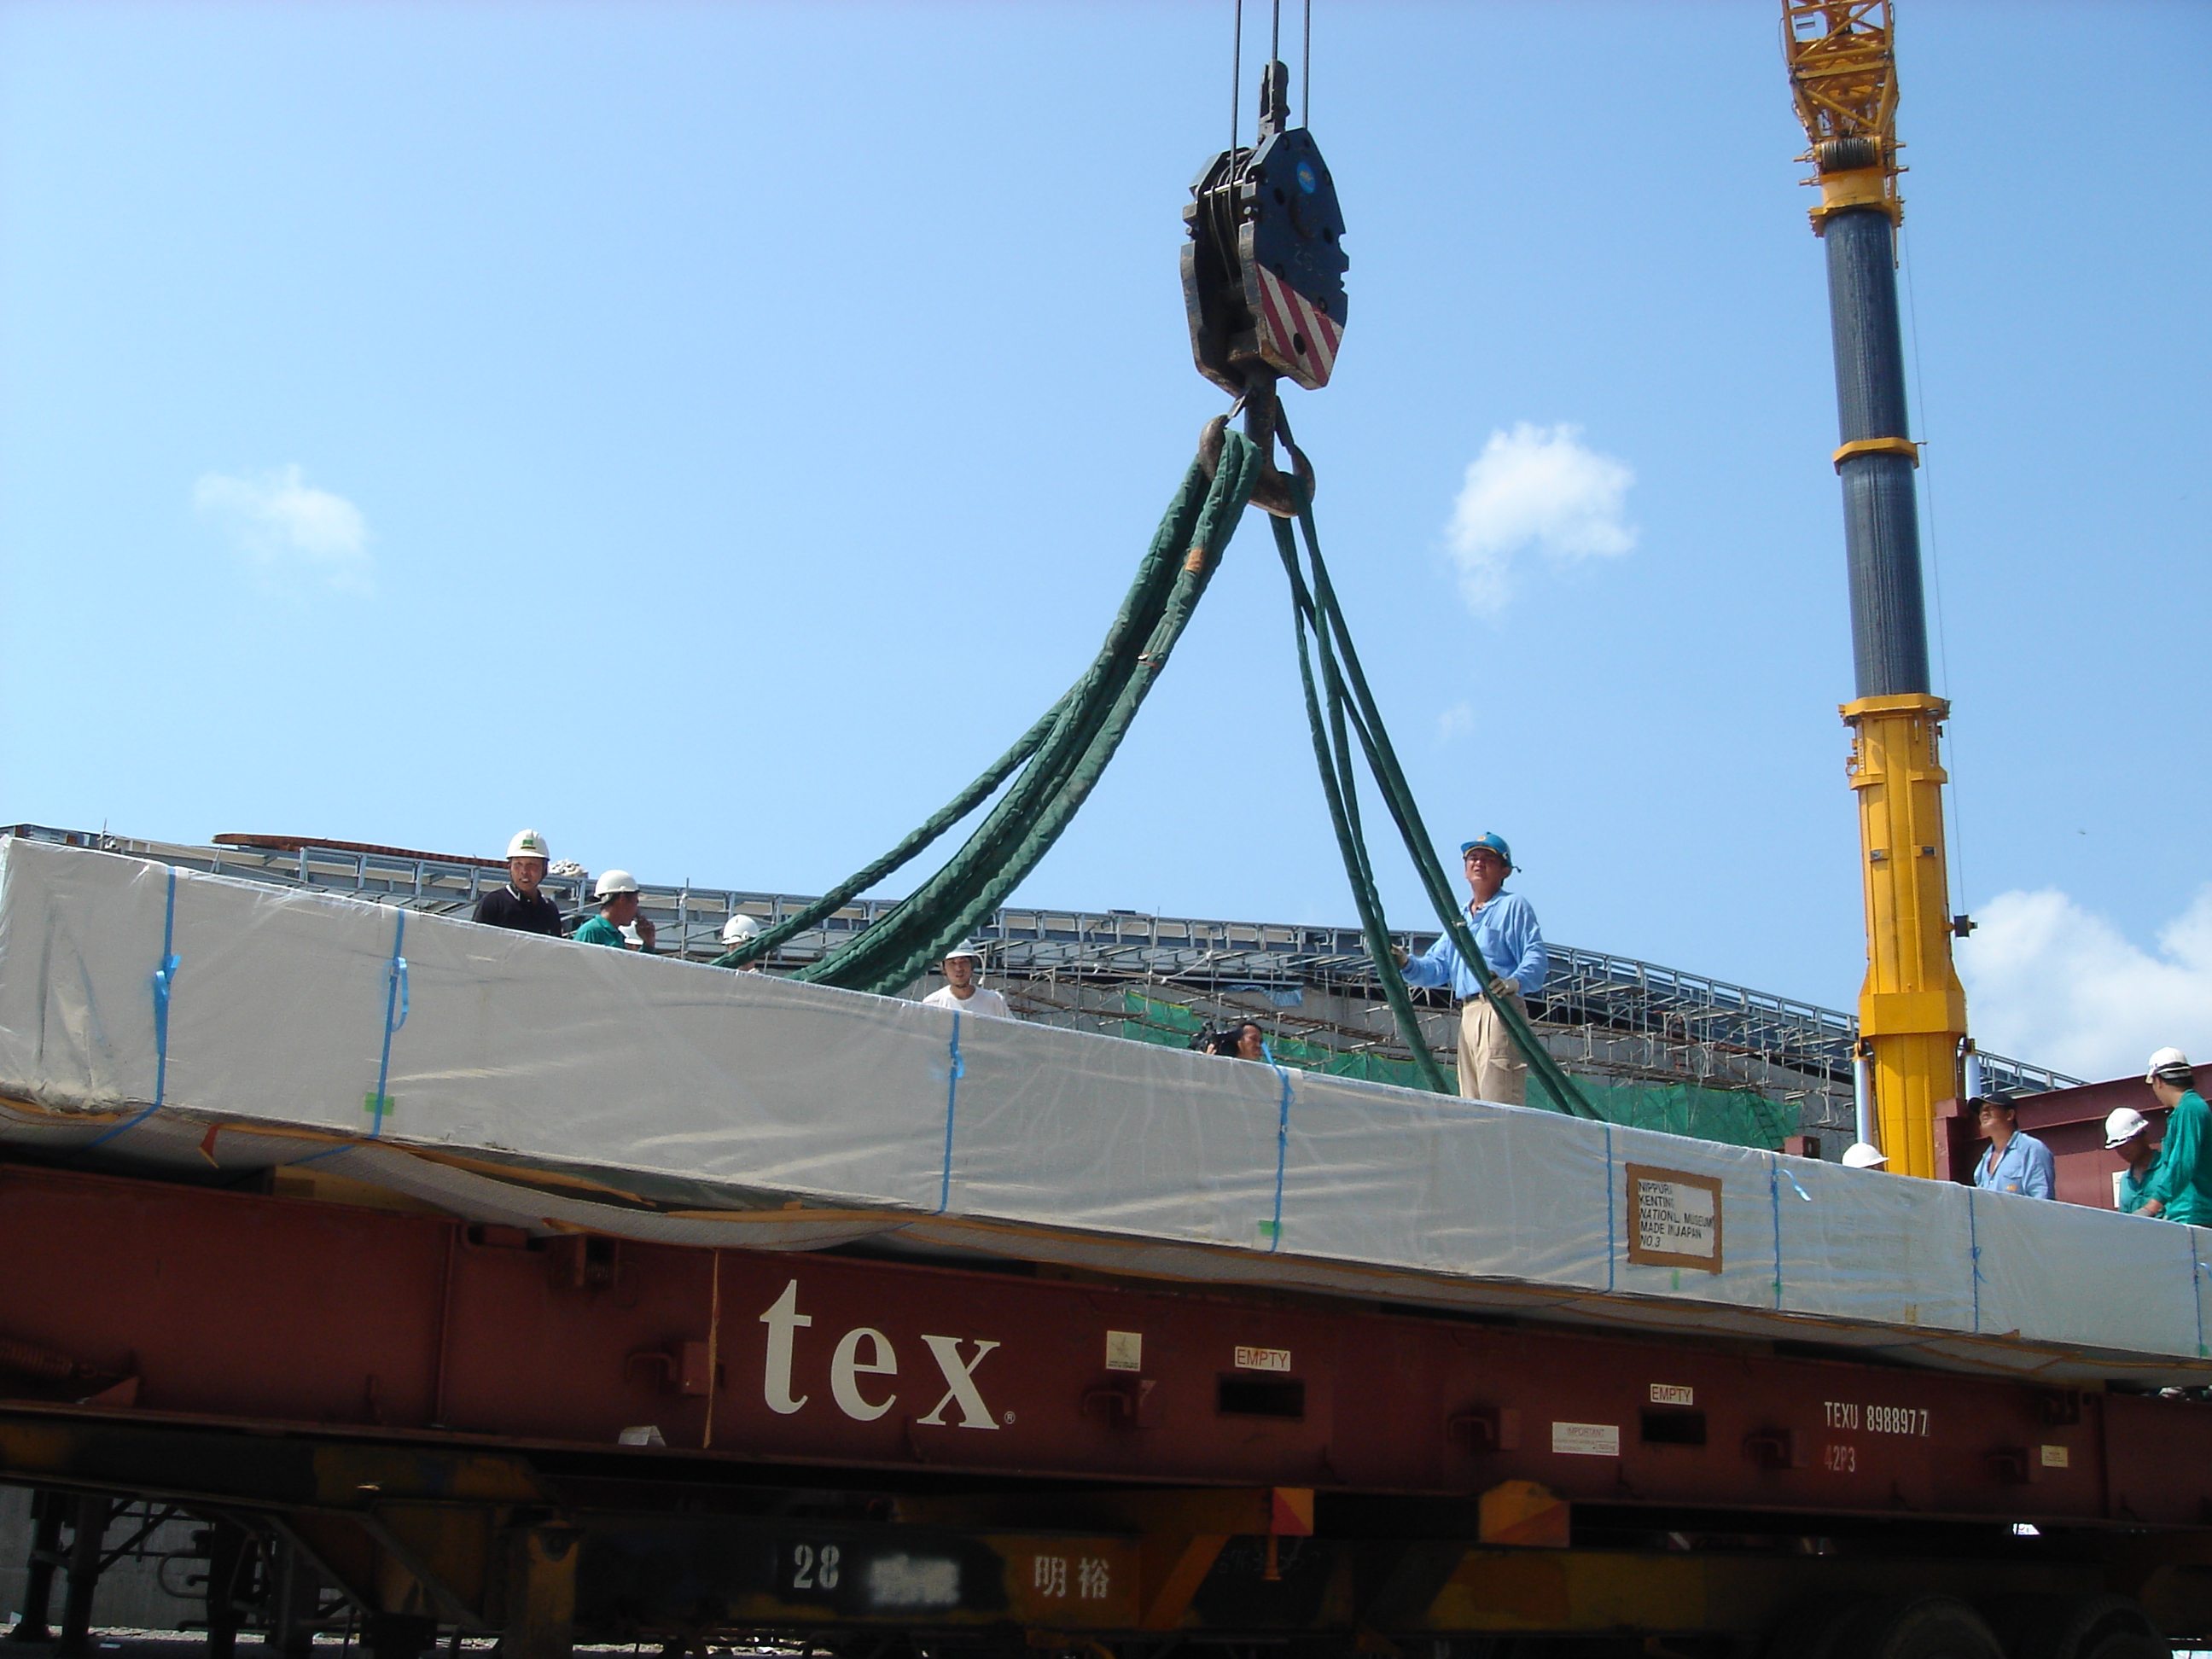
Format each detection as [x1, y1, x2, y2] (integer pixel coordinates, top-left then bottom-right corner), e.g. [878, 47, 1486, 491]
[1760, 1596, 1866, 1659]
[1834, 1593, 2004, 1659]
[2081, 1639, 2171, 1659]
[1991, 1594, 2167, 1659]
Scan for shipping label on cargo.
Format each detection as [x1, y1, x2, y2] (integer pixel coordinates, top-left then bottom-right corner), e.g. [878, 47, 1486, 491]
[1234, 1345, 1292, 1372]
[1648, 1383, 1694, 1406]
[1551, 1420, 1621, 1457]
[1624, 1165, 1724, 1272]
[1105, 1330, 1142, 1371]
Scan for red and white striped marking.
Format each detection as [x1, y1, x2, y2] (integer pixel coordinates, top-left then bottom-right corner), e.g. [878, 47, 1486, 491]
[1252, 265, 1343, 389]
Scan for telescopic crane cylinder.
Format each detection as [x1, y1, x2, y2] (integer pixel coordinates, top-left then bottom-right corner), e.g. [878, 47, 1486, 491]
[1782, 1, 1967, 1179]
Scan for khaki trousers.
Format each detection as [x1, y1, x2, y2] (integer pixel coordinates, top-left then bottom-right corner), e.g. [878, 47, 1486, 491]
[1455, 992, 1528, 1106]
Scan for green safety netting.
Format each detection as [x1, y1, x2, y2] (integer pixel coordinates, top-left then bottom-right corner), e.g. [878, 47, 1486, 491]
[1120, 991, 1429, 1088]
[1530, 1077, 1801, 1150]
[1120, 992, 1798, 1151]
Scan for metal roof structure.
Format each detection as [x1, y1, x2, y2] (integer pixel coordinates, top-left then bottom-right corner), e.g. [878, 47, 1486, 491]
[4, 824, 2081, 1105]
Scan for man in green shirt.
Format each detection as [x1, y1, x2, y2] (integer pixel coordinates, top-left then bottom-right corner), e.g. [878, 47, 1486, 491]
[574, 870, 656, 953]
[2104, 1106, 2160, 1214]
[2135, 1047, 2209, 1225]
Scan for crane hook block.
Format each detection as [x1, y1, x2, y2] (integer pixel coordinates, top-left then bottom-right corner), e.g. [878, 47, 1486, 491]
[1181, 61, 1348, 395]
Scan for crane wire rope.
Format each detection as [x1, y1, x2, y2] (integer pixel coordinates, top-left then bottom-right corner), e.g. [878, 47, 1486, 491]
[1302, 0, 1312, 125]
[1897, 223, 1969, 926]
[1231, 0, 1243, 152]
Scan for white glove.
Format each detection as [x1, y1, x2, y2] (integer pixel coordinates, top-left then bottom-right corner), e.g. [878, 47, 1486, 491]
[1487, 975, 1520, 999]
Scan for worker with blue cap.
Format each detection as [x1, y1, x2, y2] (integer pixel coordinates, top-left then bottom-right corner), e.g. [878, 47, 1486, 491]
[1391, 832, 1548, 1105]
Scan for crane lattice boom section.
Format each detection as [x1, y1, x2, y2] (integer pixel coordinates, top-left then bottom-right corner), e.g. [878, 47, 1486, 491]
[1783, 0, 1904, 230]
[1784, 0, 1898, 148]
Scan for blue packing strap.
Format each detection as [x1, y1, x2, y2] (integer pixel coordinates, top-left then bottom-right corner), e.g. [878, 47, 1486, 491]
[1769, 1158, 1784, 1307]
[281, 1143, 357, 1171]
[1266, 1062, 1294, 1254]
[368, 907, 409, 1138]
[1967, 1190, 1988, 1331]
[935, 1010, 963, 1214]
[84, 865, 182, 1153]
[1773, 1162, 1812, 1310]
[1603, 1122, 1615, 1292]
[2194, 1249, 2207, 1360]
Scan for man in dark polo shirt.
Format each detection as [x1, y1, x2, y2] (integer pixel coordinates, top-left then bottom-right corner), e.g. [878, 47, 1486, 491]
[472, 828, 565, 936]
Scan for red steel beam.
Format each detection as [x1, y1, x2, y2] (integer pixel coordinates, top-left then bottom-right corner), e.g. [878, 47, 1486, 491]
[0, 1161, 2206, 1528]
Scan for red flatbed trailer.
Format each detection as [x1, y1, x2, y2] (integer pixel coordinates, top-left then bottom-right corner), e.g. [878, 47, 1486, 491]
[2, 1156, 2206, 1659]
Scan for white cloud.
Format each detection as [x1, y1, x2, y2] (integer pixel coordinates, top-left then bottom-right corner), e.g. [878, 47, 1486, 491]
[1445, 422, 1636, 616]
[1436, 701, 1476, 743]
[1958, 885, 2212, 1081]
[194, 464, 373, 595]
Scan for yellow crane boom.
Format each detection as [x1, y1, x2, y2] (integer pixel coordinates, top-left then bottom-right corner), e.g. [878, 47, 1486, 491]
[1782, 0, 1970, 1179]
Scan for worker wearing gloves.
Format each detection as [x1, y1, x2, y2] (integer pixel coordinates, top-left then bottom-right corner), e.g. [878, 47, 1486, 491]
[573, 870, 656, 953]
[472, 829, 566, 936]
[922, 944, 1011, 1019]
[1970, 1092, 2055, 1199]
[1392, 833, 1547, 1106]
[2104, 1106, 2161, 1214]
[2134, 1048, 2209, 1224]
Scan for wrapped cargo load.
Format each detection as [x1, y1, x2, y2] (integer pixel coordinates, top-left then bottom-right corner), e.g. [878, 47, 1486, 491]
[0, 835, 2204, 1387]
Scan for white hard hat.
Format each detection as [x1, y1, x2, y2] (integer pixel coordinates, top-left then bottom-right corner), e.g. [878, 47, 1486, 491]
[2104, 1106, 2152, 1150]
[2146, 1046, 2193, 1085]
[1841, 1141, 1888, 1169]
[943, 942, 986, 964]
[721, 913, 765, 946]
[593, 869, 640, 899]
[506, 829, 551, 860]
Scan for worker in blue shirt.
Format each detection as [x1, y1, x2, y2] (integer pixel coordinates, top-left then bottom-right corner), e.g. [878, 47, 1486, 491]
[1970, 1092, 2055, 1199]
[1391, 833, 1547, 1105]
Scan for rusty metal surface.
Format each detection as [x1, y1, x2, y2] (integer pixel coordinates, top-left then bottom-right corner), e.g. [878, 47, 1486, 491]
[0, 1161, 2208, 1530]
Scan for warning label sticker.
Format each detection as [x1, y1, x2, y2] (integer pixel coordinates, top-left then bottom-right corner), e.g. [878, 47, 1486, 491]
[1551, 1421, 1621, 1458]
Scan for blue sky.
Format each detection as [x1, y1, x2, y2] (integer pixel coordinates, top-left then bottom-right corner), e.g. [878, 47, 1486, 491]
[3, 2, 2205, 1080]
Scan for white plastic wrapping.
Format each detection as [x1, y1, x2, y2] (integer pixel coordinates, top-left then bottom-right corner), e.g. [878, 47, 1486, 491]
[2, 835, 2205, 1387]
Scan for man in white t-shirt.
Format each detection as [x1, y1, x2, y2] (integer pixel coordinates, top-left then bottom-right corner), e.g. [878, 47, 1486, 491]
[921, 944, 1013, 1019]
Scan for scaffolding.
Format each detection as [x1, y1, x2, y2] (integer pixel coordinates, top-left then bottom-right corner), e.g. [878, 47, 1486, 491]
[7, 825, 2079, 1150]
